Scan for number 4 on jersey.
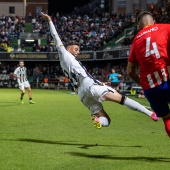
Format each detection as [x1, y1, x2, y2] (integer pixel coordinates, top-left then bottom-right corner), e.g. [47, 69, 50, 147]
[146, 37, 160, 58]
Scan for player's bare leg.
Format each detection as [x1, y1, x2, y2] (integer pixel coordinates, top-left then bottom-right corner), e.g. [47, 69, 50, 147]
[92, 109, 111, 129]
[27, 86, 35, 104]
[20, 89, 25, 104]
[162, 113, 170, 137]
[103, 91, 158, 121]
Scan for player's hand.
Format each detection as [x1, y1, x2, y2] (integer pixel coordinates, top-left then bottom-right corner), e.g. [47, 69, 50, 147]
[41, 13, 51, 22]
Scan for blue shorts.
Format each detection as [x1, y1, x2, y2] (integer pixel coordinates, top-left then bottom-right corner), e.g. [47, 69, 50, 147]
[144, 80, 170, 117]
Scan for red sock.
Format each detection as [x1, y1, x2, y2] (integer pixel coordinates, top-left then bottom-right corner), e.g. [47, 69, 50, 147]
[163, 119, 170, 137]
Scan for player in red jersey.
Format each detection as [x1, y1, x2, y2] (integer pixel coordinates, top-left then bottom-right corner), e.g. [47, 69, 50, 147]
[127, 11, 170, 137]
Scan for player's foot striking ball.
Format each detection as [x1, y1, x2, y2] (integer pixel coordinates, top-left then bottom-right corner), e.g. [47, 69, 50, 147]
[92, 116, 102, 129]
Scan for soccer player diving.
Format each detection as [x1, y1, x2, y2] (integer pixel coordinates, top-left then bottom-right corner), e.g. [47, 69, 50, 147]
[42, 13, 158, 129]
[127, 11, 170, 137]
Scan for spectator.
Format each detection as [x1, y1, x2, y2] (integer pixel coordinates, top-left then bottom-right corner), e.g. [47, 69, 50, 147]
[64, 77, 69, 90]
[59, 75, 65, 88]
[28, 12, 33, 22]
[21, 44, 25, 52]
[55, 75, 60, 90]
[0, 15, 25, 52]
[43, 76, 49, 89]
[130, 87, 136, 96]
[138, 89, 145, 98]
[31, 13, 134, 52]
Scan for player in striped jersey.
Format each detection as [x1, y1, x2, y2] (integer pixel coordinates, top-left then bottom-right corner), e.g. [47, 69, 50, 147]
[128, 11, 170, 137]
[13, 60, 35, 104]
[42, 13, 158, 130]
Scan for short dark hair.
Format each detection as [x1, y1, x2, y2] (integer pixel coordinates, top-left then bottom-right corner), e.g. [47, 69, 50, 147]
[19, 60, 24, 63]
[66, 41, 79, 47]
[137, 11, 153, 22]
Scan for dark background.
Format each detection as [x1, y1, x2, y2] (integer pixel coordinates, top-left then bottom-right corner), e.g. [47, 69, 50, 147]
[48, 0, 91, 14]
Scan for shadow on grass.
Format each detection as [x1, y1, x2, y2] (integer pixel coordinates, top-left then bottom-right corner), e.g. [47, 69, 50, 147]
[67, 152, 170, 163]
[0, 101, 20, 107]
[0, 104, 17, 107]
[2, 138, 142, 149]
[0, 102, 17, 104]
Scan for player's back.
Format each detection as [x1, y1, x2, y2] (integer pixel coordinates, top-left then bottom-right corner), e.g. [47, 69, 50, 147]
[130, 24, 170, 90]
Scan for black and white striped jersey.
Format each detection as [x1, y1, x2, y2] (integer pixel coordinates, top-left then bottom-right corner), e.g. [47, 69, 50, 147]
[14, 67, 28, 83]
[49, 21, 102, 88]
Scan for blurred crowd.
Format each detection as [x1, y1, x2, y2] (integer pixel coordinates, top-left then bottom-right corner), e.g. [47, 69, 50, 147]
[0, 61, 130, 84]
[31, 13, 135, 52]
[122, 2, 170, 46]
[0, 16, 25, 52]
[0, 2, 170, 53]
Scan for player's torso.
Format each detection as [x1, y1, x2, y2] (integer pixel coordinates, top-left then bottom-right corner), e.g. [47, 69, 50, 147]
[59, 51, 89, 87]
[16, 67, 27, 76]
[15, 67, 27, 83]
[110, 73, 118, 82]
[133, 24, 170, 89]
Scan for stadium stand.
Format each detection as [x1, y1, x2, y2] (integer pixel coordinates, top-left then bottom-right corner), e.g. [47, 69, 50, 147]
[31, 13, 134, 52]
[0, 15, 25, 52]
[1, 1, 170, 93]
[121, 3, 170, 46]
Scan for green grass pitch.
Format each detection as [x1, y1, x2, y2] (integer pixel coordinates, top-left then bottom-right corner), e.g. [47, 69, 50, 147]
[0, 89, 170, 170]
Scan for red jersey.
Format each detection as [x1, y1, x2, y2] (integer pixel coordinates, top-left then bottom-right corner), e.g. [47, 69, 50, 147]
[128, 24, 170, 90]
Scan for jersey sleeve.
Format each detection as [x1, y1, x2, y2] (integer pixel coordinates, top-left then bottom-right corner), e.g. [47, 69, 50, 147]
[128, 42, 137, 63]
[167, 25, 170, 60]
[49, 21, 67, 56]
[14, 68, 18, 75]
[165, 24, 170, 40]
[25, 68, 27, 75]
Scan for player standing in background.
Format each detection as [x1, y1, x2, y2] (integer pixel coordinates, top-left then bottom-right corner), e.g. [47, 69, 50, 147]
[42, 13, 158, 130]
[13, 60, 35, 104]
[127, 11, 170, 137]
[109, 68, 122, 91]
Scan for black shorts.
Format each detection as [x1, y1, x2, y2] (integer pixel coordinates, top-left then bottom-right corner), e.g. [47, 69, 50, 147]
[111, 82, 119, 88]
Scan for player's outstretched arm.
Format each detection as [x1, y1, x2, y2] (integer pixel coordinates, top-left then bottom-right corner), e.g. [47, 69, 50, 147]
[41, 13, 66, 53]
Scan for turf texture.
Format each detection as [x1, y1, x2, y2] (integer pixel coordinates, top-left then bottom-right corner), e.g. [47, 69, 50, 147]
[0, 89, 170, 170]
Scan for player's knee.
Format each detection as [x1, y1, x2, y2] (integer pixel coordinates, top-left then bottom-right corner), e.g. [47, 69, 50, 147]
[99, 116, 111, 127]
[22, 90, 25, 94]
[28, 88, 31, 92]
[120, 95, 126, 105]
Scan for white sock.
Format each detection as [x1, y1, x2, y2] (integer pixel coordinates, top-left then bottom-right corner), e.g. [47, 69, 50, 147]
[99, 117, 109, 127]
[124, 97, 152, 117]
